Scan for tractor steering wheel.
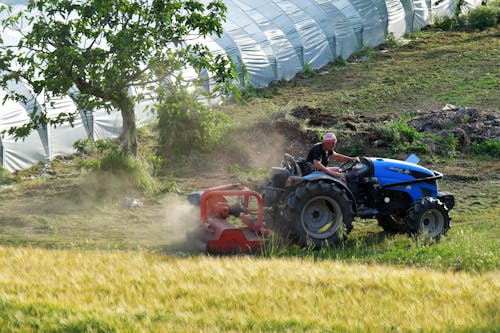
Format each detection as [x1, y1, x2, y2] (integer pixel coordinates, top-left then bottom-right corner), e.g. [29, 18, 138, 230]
[283, 154, 302, 176]
[339, 160, 356, 173]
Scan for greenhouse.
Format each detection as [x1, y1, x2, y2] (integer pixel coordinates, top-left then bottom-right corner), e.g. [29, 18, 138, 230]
[0, 0, 483, 172]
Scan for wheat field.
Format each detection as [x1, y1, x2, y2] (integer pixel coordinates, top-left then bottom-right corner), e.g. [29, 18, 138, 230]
[0, 246, 498, 332]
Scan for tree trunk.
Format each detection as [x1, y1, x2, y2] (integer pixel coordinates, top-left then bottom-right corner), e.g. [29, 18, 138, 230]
[118, 96, 138, 156]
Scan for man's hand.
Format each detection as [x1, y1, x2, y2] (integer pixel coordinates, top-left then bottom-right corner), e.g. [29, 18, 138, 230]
[328, 169, 345, 180]
[352, 157, 360, 163]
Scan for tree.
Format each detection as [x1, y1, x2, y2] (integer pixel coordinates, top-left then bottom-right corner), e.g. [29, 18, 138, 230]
[0, 0, 234, 155]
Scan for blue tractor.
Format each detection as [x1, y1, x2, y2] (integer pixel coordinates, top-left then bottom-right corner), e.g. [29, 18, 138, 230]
[263, 154, 455, 247]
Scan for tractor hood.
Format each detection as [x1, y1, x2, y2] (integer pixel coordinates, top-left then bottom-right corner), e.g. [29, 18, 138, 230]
[367, 157, 436, 186]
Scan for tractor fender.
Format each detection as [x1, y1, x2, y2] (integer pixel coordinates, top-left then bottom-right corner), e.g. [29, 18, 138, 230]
[303, 173, 357, 215]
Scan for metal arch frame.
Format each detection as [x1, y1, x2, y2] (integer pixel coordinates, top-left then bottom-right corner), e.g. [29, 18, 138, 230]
[235, 0, 302, 81]
[348, 0, 388, 46]
[312, 0, 362, 59]
[272, 0, 330, 67]
[229, 0, 305, 82]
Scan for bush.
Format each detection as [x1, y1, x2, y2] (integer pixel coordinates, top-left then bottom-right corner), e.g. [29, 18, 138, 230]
[441, 134, 459, 159]
[467, 5, 499, 30]
[76, 140, 161, 195]
[375, 118, 426, 153]
[155, 83, 229, 157]
[434, 4, 499, 31]
[471, 140, 500, 158]
[434, 15, 467, 31]
[0, 166, 14, 184]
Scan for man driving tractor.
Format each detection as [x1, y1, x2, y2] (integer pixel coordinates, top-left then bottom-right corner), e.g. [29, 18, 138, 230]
[306, 132, 360, 179]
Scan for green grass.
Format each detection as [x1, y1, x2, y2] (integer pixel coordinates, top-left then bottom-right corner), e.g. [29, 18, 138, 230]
[227, 28, 499, 121]
[437, 70, 500, 107]
[0, 28, 499, 332]
[263, 186, 499, 273]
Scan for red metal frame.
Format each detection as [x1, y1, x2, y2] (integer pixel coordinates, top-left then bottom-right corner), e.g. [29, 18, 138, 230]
[199, 183, 268, 253]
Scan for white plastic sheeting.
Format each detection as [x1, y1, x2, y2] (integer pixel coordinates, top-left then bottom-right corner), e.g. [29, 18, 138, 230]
[211, 0, 483, 88]
[0, 0, 154, 172]
[0, 0, 484, 172]
[0, 80, 152, 172]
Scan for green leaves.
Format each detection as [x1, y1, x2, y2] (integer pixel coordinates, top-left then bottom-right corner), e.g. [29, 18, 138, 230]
[155, 77, 230, 156]
[0, 0, 234, 154]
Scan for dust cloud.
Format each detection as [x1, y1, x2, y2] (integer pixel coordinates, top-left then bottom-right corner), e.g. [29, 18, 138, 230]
[14, 170, 212, 254]
[227, 122, 302, 170]
[245, 130, 287, 168]
[157, 195, 209, 254]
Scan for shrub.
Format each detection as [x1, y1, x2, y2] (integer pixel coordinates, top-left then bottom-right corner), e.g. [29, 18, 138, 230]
[98, 150, 161, 195]
[467, 5, 499, 30]
[441, 134, 459, 159]
[375, 119, 427, 154]
[471, 139, 500, 158]
[433, 4, 499, 31]
[0, 166, 14, 184]
[76, 140, 161, 195]
[154, 82, 230, 157]
[434, 15, 467, 31]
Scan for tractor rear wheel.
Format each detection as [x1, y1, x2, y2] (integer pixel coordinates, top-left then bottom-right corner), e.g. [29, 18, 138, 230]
[262, 181, 290, 240]
[284, 181, 354, 247]
[405, 197, 450, 240]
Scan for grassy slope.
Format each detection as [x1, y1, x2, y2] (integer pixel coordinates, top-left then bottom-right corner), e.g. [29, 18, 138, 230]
[228, 29, 499, 121]
[0, 28, 499, 332]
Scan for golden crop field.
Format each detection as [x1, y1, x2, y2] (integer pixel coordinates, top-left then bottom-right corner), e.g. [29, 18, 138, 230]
[0, 246, 498, 332]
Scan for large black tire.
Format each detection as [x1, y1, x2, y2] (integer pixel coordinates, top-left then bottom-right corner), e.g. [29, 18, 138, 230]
[405, 197, 451, 240]
[262, 181, 298, 242]
[283, 181, 354, 247]
[376, 213, 407, 233]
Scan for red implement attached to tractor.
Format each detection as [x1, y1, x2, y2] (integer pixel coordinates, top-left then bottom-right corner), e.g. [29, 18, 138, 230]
[196, 184, 269, 254]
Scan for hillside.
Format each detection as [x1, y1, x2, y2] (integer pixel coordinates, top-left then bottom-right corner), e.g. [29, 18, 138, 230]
[0, 26, 498, 253]
[0, 26, 498, 332]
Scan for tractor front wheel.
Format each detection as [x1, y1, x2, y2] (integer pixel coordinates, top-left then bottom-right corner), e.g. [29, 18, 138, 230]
[405, 197, 450, 240]
[284, 181, 354, 247]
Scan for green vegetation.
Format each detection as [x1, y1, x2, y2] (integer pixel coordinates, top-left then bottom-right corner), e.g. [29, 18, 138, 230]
[374, 116, 427, 153]
[0, 166, 14, 184]
[0, 0, 233, 155]
[264, 201, 499, 273]
[472, 139, 500, 158]
[0, 23, 499, 333]
[74, 139, 162, 195]
[155, 79, 230, 158]
[302, 63, 318, 78]
[437, 71, 499, 107]
[434, 2, 500, 31]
